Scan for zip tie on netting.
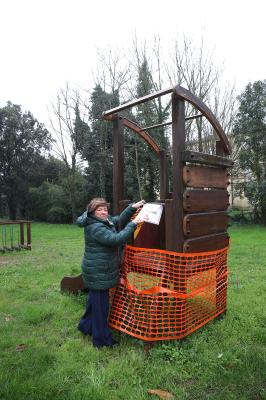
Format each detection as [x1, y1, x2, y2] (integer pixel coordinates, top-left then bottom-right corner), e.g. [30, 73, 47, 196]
[109, 245, 228, 341]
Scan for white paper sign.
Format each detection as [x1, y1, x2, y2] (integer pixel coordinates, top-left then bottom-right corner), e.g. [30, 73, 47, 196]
[137, 203, 163, 225]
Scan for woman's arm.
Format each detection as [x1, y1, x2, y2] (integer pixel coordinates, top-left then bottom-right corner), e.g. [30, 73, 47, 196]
[91, 221, 137, 247]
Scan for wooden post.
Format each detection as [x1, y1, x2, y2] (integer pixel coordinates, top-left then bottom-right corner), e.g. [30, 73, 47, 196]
[216, 139, 228, 315]
[216, 140, 225, 157]
[171, 94, 185, 252]
[159, 150, 169, 200]
[19, 222, 24, 247]
[169, 95, 187, 337]
[26, 222, 31, 249]
[118, 200, 131, 214]
[113, 116, 124, 215]
[165, 199, 174, 250]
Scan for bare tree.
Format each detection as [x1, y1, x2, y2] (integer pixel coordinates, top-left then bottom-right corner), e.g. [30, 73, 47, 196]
[93, 47, 133, 102]
[49, 84, 88, 221]
[165, 35, 237, 154]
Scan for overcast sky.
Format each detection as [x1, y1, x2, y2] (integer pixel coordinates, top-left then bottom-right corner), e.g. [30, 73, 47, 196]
[1, 0, 265, 125]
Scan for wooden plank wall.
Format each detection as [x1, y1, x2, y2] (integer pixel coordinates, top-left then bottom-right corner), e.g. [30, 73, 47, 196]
[182, 152, 232, 253]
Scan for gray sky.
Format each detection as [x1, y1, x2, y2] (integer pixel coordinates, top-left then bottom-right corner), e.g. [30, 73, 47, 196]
[1, 0, 265, 125]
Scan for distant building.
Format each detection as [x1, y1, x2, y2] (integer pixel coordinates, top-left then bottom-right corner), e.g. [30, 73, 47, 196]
[228, 170, 252, 210]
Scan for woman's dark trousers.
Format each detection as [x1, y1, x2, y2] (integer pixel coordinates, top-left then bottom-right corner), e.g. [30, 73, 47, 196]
[78, 289, 116, 347]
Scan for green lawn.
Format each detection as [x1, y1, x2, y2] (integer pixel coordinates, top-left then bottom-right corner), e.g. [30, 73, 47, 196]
[0, 223, 265, 400]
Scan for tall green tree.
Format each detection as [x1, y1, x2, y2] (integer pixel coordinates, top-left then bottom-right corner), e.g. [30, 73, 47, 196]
[233, 80, 266, 223]
[23, 155, 87, 222]
[27, 170, 87, 223]
[0, 102, 51, 219]
[81, 84, 119, 203]
[134, 56, 169, 200]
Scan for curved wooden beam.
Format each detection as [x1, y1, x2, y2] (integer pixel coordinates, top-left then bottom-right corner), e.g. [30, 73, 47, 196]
[173, 85, 231, 155]
[122, 117, 161, 156]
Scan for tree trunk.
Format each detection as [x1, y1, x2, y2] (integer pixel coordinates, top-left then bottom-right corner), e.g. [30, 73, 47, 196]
[196, 118, 203, 153]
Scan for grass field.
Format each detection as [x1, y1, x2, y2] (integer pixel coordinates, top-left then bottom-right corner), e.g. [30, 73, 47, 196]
[0, 223, 265, 400]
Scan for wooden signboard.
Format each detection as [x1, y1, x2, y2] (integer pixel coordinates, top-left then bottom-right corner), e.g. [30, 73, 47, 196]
[183, 211, 229, 237]
[183, 189, 229, 212]
[182, 150, 234, 168]
[183, 166, 229, 189]
[183, 232, 229, 253]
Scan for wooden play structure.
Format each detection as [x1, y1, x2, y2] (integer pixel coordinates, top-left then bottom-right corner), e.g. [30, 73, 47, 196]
[62, 85, 233, 341]
[0, 220, 31, 252]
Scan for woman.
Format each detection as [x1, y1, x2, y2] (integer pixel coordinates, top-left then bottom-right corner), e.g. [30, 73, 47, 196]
[76, 197, 144, 348]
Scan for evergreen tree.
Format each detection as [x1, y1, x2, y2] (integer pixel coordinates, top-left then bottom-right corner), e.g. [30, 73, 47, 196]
[81, 85, 119, 204]
[65, 104, 89, 221]
[24, 154, 87, 223]
[0, 102, 51, 219]
[134, 57, 169, 200]
[234, 80, 266, 223]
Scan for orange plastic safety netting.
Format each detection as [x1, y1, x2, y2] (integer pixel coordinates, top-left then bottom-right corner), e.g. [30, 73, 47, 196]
[109, 245, 228, 341]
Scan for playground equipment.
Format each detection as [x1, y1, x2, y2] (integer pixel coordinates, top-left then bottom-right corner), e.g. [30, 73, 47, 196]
[62, 84, 233, 341]
[0, 220, 31, 252]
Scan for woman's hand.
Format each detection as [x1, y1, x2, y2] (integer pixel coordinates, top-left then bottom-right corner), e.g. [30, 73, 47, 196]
[132, 216, 143, 225]
[133, 214, 149, 225]
[132, 199, 146, 209]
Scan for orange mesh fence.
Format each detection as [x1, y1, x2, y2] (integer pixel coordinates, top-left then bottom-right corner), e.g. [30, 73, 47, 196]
[109, 245, 228, 341]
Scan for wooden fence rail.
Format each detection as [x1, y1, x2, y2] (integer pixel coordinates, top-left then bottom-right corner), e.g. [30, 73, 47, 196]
[0, 220, 31, 252]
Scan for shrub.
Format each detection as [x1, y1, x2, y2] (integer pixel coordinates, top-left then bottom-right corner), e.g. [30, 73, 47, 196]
[229, 208, 252, 224]
[47, 206, 70, 223]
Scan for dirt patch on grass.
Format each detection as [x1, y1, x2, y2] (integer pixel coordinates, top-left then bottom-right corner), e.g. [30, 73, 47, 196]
[0, 256, 20, 267]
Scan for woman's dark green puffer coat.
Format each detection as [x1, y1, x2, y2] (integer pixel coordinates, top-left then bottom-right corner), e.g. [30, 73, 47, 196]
[76, 205, 136, 290]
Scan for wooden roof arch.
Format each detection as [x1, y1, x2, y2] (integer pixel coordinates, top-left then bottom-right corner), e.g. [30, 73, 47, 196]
[103, 85, 231, 156]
